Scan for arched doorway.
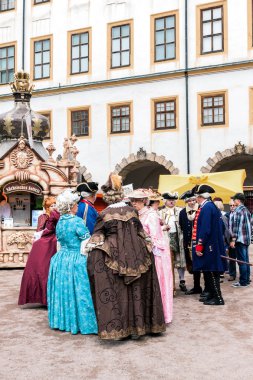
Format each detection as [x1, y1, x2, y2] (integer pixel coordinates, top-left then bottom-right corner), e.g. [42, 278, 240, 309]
[122, 160, 171, 188]
[201, 142, 253, 211]
[114, 148, 179, 189]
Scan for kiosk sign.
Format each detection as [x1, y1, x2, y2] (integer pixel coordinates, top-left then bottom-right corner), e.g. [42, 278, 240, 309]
[3, 181, 42, 195]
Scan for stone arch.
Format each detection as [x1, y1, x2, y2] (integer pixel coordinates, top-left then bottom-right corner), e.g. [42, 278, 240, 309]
[113, 148, 179, 189]
[200, 142, 253, 186]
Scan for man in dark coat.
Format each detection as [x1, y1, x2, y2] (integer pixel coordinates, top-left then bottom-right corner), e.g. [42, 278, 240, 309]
[179, 190, 202, 295]
[192, 184, 225, 305]
[76, 182, 99, 234]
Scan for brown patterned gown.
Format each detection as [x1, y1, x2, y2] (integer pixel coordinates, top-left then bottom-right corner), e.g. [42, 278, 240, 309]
[87, 203, 166, 340]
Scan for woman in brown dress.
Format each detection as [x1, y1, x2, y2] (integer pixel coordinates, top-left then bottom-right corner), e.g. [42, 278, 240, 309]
[87, 174, 166, 340]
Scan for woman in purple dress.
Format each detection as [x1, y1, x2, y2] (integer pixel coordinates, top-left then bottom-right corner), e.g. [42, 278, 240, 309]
[18, 197, 59, 306]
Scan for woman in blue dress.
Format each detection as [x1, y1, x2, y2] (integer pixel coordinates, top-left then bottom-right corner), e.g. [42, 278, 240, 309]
[47, 189, 98, 335]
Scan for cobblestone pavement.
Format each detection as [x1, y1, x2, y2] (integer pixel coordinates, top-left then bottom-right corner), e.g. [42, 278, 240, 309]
[0, 256, 253, 380]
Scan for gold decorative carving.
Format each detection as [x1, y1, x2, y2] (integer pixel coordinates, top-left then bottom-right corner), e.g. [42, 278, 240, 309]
[10, 136, 33, 169]
[32, 117, 42, 135]
[10, 71, 34, 94]
[3, 114, 15, 135]
[7, 232, 33, 250]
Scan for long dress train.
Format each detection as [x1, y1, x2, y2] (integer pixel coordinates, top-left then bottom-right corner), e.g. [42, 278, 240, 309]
[87, 203, 166, 340]
[139, 207, 173, 324]
[47, 214, 98, 335]
[18, 210, 60, 306]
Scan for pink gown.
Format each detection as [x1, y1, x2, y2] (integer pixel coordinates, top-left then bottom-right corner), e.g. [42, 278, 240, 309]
[139, 206, 173, 323]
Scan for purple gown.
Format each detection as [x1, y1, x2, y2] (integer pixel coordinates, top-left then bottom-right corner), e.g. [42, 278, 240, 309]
[18, 210, 60, 306]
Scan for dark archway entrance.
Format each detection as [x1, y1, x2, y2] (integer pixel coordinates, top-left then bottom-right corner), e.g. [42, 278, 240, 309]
[211, 155, 253, 212]
[120, 160, 171, 189]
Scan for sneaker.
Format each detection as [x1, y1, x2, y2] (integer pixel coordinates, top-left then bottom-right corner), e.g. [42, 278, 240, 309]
[232, 282, 249, 288]
[179, 281, 187, 292]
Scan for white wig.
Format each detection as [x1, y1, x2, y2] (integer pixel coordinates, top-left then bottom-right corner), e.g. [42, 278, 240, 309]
[196, 192, 210, 199]
[56, 189, 80, 215]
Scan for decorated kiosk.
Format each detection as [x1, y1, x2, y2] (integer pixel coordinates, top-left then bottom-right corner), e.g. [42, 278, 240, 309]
[0, 72, 80, 267]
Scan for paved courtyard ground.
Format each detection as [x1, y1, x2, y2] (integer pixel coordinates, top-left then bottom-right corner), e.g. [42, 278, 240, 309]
[1, 260, 253, 380]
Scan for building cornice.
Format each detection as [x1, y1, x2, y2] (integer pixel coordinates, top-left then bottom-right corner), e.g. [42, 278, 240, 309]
[1, 59, 253, 101]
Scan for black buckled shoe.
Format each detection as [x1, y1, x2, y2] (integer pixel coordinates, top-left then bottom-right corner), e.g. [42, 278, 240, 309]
[185, 287, 202, 295]
[179, 280, 187, 292]
[199, 292, 212, 302]
[199, 291, 210, 298]
[203, 298, 225, 305]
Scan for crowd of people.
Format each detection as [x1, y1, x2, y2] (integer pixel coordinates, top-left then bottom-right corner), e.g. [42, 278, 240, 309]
[17, 175, 252, 341]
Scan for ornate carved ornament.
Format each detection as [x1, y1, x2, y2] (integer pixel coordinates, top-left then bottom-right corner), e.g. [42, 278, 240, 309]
[234, 141, 246, 154]
[10, 136, 34, 169]
[136, 147, 147, 160]
[10, 71, 34, 95]
[7, 232, 33, 250]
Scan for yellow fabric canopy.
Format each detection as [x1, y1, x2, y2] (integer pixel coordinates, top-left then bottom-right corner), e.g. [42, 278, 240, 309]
[158, 169, 246, 206]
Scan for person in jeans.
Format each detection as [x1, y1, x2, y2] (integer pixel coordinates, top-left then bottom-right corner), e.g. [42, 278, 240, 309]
[230, 193, 251, 288]
[226, 198, 237, 281]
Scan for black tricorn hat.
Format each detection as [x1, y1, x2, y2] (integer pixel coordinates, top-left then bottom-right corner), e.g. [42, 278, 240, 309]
[180, 190, 196, 201]
[76, 182, 99, 195]
[194, 184, 215, 195]
[162, 192, 179, 200]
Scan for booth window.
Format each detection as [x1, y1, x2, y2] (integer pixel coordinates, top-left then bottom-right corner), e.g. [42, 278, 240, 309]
[201, 94, 225, 126]
[71, 31, 89, 74]
[154, 15, 176, 61]
[33, 38, 51, 80]
[201, 6, 223, 54]
[0, 45, 15, 84]
[0, 0, 15, 11]
[111, 24, 131, 68]
[155, 100, 176, 129]
[111, 105, 130, 133]
[71, 109, 89, 137]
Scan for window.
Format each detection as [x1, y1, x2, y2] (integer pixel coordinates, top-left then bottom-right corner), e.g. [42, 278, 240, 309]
[0, 45, 15, 84]
[111, 24, 130, 68]
[201, 6, 223, 54]
[34, 0, 50, 4]
[71, 109, 89, 137]
[71, 32, 89, 74]
[201, 94, 225, 125]
[111, 105, 130, 133]
[154, 15, 176, 61]
[0, 0, 15, 11]
[155, 100, 176, 129]
[39, 111, 51, 140]
[33, 38, 51, 80]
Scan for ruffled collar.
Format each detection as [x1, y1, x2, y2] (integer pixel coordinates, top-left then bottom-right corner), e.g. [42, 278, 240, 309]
[138, 206, 151, 217]
[60, 213, 76, 220]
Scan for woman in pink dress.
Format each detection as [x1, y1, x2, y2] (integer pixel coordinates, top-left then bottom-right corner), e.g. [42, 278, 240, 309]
[18, 197, 59, 306]
[129, 189, 173, 324]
